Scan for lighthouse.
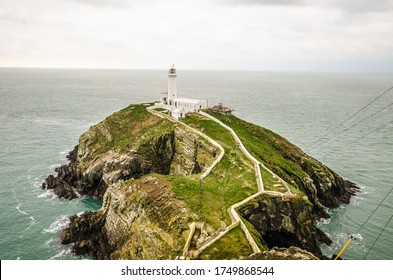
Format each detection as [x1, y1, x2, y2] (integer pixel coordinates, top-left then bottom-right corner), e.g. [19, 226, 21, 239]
[167, 64, 177, 101]
[156, 64, 208, 120]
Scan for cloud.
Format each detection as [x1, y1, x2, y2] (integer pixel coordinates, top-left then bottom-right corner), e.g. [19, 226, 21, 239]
[222, 0, 393, 13]
[222, 0, 308, 6]
[64, 0, 133, 8]
[0, 0, 392, 72]
[325, 0, 393, 13]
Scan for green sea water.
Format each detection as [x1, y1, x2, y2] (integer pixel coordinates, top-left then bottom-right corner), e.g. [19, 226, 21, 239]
[0, 68, 392, 259]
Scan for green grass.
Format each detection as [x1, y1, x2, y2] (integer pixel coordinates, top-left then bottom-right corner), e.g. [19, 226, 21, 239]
[197, 226, 254, 259]
[260, 168, 277, 191]
[208, 112, 307, 195]
[240, 217, 269, 252]
[160, 113, 264, 259]
[79, 104, 174, 166]
[172, 113, 257, 228]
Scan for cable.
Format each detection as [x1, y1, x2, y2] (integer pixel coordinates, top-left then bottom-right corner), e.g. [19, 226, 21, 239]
[332, 187, 393, 259]
[338, 119, 393, 150]
[318, 119, 393, 162]
[309, 101, 393, 150]
[363, 215, 393, 260]
[356, 187, 393, 235]
[308, 85, 393, 148]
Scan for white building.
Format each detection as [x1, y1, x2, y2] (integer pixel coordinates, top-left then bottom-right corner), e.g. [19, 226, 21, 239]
[159, 65, 208, 119]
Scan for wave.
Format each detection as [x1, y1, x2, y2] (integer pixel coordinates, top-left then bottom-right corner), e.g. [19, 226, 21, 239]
[50, 248, 72, 260]
[59, 149, 69, 156]
[48, 163, 61, 170]
[25, 216, 36, 231]
[43, 215, 70, 234]
[44, 238, 54, 248]
[15, 203, 36, 231]
[38, 189, 57, 200]
[317, 218, 331, 225]
[16, 203, 29, 216]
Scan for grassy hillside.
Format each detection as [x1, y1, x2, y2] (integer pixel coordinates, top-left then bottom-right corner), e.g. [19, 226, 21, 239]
[78, 104, 175, 167]
[207, 112, 331, 197]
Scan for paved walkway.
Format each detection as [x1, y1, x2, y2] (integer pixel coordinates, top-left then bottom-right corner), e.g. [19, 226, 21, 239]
[147, 106, 291, 258]
[198, 112, 293, 256]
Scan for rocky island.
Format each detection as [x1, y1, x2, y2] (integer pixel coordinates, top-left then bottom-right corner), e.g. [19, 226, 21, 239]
[42, 103, 358, 260]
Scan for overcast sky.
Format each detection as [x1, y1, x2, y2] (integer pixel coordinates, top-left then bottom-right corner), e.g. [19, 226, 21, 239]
[1, 0, 393, 72]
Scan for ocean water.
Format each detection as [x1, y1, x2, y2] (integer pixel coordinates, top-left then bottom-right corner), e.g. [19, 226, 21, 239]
[0, 68, 392, 260]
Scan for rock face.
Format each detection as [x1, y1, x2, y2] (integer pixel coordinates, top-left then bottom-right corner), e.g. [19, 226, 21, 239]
[42, 104, 358, 260]
[61, 176, 195, 259]
[208, 112, 360, 219]
[239, 195, 331, 258]
[249, 246, 319, 260]
[42, 105, 216, 200]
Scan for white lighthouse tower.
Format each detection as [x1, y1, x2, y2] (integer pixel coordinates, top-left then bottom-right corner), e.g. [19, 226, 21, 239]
[167, 64, 177, 101]
[155, 64, 208, 120]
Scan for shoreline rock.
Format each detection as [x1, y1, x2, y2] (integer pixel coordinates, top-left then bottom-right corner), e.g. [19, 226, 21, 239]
[41, 105, 359, 259]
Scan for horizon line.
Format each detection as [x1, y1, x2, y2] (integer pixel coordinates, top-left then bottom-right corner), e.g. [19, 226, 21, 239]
[0, 66, 392, 75]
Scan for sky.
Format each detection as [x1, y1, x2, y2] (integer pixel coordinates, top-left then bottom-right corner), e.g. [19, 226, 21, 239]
[0, 0, 393, 72]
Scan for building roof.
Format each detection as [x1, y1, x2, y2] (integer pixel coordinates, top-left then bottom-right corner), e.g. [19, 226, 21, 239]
[211, 105, 232, 111]
[172, 97, 206, 104]
[172, 108, 184, 114]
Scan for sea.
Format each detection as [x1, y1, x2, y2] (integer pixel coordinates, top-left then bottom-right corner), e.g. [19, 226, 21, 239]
[0, 68, 392, 260]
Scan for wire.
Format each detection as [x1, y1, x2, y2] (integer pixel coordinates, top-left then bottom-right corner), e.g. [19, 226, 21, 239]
[332, 187, 393, 260]
[356, 187, 393, 235]
[363, 215, 393, 260]
[309, 101, 393, 150]
[308, 85, 393, 148]
[338, 119, 393, 150]
[317, 119, 393, 163]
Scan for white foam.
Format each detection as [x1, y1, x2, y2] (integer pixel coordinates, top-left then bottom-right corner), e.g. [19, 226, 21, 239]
[38, 189, 57, 200]
[318, 218, 331, 225]
[33, 180, 43, 189]
[352, 233, 363, 242]
[59, 147, 73, 156]
[50, 248, 72, 260]
[25, 216, 36, 231]
[43, 215, 70, 233]
[44, 238, 54, 247]
[76, 211, 85, 217]
[49, 163, 61, 170]
[16, 203, 28, 216]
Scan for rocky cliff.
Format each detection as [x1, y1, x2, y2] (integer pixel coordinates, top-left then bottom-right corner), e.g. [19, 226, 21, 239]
[208, 112, 359, 219]
[43, 105, 216, 200]
[42, 104, 358, 260]
[238, 195, 331, 258]
[61, 175, 196, 259]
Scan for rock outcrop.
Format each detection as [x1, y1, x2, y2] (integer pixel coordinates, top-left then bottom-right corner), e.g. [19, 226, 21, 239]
[208, 112, 359, 219]
[41, 104, 358, 260]
[61, 176, 195, 259]
[248, 246, 319, 260]
[238, 194, 331, 258]
[42, 105, 216, 200]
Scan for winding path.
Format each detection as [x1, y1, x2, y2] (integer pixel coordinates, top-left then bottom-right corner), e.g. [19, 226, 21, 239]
[147, 106, 292, 258]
